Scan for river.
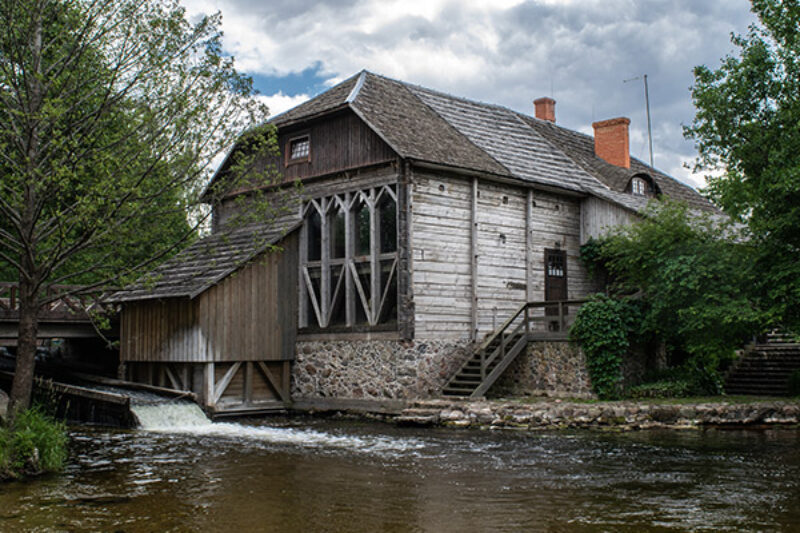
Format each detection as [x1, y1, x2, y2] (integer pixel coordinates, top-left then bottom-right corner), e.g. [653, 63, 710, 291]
[1, 412, 799, 532]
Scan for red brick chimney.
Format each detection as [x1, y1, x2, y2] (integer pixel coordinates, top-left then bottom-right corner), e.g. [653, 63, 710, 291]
[592, 117, 630, 168]
[534, 97, 556, 122]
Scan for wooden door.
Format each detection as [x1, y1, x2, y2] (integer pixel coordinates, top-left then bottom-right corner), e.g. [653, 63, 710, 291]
[544, 249, 567, 316]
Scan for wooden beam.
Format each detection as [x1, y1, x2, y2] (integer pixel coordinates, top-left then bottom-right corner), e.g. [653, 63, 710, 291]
[244, 361, 253, 405]
[369, 188, 380, 325]
[470, 177, 479, 341]
[397, 162, 414, 340]
[526, 189, 534, 302]
[204, 362, 214, 408]
[256, 361, 289, 403]
[164, 364, 182, 391]
[212, 362, 241, 405]
[320, 197, 330, 326]
[344, 191, 355, 326]
[298, 211, 309, 328]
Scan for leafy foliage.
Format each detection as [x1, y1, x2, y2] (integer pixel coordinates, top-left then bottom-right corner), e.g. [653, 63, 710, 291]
[685, 0, 800, 333]
[570, 294, 641, 399]
[0, 406, 68, 480]
[577, 201, 768, 396]
[0, 0, 289, 412]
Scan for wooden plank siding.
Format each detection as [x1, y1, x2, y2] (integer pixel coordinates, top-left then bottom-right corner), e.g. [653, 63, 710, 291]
[120, 232, 298, 363]
[410, 169, 595, 340]
[410, 173, 473, 338]
[278, 110, 395, 182]
[580, 196, 637, 244]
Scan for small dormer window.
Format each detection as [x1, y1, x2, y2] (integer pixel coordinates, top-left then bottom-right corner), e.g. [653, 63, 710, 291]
[286, 135, 310, 164]
[631, 177, 647, 196]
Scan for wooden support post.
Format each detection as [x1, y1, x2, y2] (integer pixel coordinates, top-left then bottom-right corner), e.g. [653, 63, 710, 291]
[526, 189, 534, 302]
[397, 162, 414, 340]
[244, 361, 253, 405]
[204, 362, 215, 408]
[369, 188, 380, 324]
[344, 191, 355, 327]
[298, 209, 309, 328]
[282, 361, 291, 403]
[320, 198, 331, 326]
[471, 177, 479, 341]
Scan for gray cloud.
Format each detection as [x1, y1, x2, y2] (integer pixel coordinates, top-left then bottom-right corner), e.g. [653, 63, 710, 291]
[185, 0, 757, 187]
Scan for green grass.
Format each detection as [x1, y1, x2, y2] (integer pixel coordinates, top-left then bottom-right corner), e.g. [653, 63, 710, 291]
[1, 406, 68, 481]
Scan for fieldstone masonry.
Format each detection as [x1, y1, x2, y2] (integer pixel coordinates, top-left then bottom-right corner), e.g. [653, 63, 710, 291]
[492, 341, 594, 398]
[292, 339, 471, 400]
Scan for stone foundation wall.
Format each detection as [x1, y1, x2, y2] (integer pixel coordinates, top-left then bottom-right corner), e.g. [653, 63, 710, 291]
[492, 341, 594, 398]
[292, 339, 471, 400]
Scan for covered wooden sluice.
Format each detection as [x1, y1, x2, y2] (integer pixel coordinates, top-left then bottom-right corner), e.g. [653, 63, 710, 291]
[109, 222, 300, 416]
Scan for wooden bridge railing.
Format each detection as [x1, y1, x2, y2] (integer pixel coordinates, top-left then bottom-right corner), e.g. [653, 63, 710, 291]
[0, 282, 115, 322]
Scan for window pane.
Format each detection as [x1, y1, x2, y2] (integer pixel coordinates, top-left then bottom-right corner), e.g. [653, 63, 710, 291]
[354, 261, 371, 324]
[290, 137, 309, 160]
[329, 208, 345, 259]
[378, 194, 397, 254]
[307, 209, 321, 261]
[329, 265, 346, 326]
[353, 199, 370, 257]
[378, 259, 398, 324]
[306, 266, 321, 326]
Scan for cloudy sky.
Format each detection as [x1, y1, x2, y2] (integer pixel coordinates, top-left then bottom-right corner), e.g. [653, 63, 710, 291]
[182, 0, 757, 189]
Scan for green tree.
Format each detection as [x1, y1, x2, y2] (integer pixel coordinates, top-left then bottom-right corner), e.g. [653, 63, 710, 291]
[585, 201, 766, 393]
[0, 0, 281, 417]
[686, 0, 800, 332]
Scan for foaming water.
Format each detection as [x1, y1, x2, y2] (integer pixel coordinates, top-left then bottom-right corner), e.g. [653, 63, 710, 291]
[2, 421, 799, 532]
[130, 401, 425, 456]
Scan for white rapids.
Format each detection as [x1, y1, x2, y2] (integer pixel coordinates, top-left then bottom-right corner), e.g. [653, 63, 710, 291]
[130, 401, 425, 455]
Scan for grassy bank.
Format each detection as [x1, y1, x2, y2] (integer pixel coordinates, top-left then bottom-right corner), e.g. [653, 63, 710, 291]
[1, 407, 68, 481]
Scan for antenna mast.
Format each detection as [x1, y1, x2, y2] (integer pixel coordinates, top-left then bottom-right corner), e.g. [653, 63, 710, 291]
[624, 74, 654, 167]
[644, 74, 653, 167]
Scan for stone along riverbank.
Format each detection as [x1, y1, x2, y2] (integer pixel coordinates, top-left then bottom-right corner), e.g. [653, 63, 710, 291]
[392, 398, 800, 430]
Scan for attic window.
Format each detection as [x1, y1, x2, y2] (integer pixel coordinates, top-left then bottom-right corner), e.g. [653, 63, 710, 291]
[287, 135, 310, 164]
[631, 177, 647, 196]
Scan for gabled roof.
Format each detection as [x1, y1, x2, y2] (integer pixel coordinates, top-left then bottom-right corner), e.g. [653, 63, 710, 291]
[108, 220, 301, 302]
[267, 70, 715, 213]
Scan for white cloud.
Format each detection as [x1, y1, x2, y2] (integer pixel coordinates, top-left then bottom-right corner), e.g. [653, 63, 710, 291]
[257, 92, 310, 117]
[180, 0, 756, 188]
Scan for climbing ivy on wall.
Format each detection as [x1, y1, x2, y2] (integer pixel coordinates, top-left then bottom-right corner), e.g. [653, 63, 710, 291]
[569, 294, 641, 400]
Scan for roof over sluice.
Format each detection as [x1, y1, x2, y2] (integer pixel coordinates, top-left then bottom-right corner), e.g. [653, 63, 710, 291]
[109, 220, 300, 302]
[269, 70, 715, 213]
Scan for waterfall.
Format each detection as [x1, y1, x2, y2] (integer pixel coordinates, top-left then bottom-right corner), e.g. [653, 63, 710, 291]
[130, 400, 212, 430]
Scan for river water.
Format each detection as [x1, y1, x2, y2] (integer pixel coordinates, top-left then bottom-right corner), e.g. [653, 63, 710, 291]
[1, 412, 799, 532]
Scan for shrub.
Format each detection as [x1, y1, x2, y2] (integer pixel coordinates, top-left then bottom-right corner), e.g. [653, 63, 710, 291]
[627, 380, 693, 399]
[570, 294, 641, 400]
[0, 406, 68, 480]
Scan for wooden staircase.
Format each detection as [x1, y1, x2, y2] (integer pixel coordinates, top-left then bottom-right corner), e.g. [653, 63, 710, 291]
[725, 331, 800, 396]
[442, 300, 583, 398]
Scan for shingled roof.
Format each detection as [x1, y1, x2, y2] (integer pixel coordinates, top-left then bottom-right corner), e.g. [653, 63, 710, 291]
[109, 220, 301, 302]
[268, 70, 714, 213]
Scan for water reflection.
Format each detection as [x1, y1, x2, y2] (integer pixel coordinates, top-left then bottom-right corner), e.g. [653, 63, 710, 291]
[1, 419, 799, 532]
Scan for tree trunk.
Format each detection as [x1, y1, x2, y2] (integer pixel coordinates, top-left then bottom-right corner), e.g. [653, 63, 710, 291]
[8, 277, 40, 419]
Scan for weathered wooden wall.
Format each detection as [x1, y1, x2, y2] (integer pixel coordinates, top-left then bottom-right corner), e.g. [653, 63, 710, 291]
[202, 231, 298, 361]
[410, 169, 594, 340]
[120, 233, 298, 363]
[580, 196, 637, 243]
[410, 172, 473, 338]
[277, 110, 396, 182]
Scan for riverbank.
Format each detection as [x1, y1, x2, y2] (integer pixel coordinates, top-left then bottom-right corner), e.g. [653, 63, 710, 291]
[291, 396, 800, 431]
[391, 397, 800, 430]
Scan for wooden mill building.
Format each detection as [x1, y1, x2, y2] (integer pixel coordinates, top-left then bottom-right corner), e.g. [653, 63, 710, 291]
[112, 71, 714, 415]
